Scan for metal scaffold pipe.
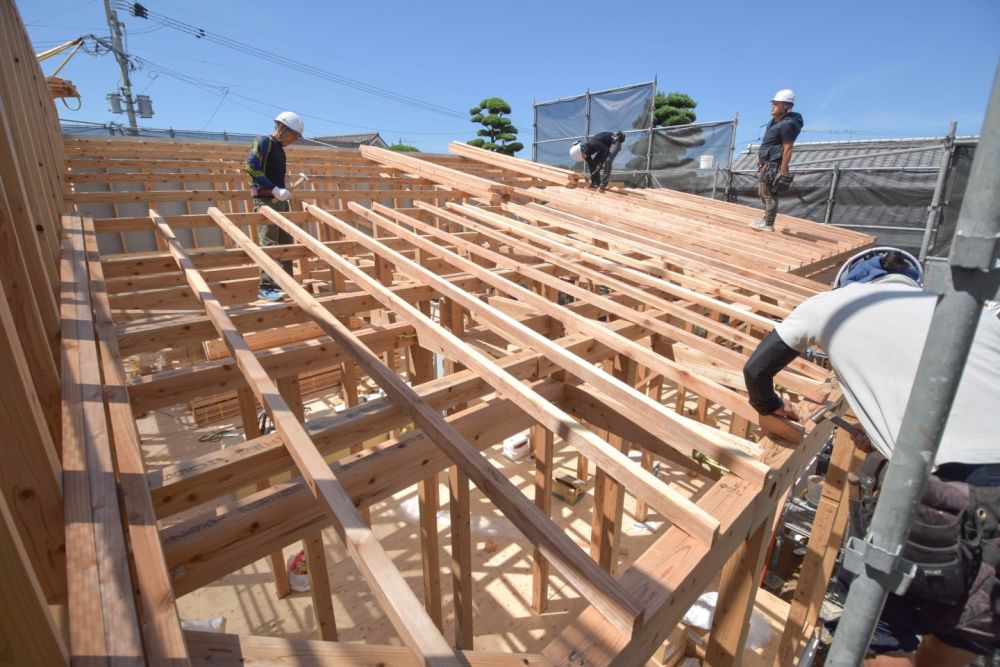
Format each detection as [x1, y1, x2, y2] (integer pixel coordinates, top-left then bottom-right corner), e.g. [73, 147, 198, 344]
[826, 64, 1000, 666]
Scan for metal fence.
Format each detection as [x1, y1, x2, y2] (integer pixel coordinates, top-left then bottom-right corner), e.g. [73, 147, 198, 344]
[532, 80, 738, 188]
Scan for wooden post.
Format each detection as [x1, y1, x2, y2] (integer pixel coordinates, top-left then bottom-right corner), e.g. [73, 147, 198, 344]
[303, 530, 338, 641]
[704, 518, 774, 666]
[412, 292, 444, 630]
[531, 424, 554, 612]
[443, 297, 473, 649]
[238, 386, 292, 600]
[777, 427, 863, 665]
[589, 354, 636, 574]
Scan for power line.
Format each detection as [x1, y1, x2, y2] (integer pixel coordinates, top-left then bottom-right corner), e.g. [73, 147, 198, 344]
[111, 1, 468, 120]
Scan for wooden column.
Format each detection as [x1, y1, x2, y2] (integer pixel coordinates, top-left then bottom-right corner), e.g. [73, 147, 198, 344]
[413, 289, 443, 630]
[777, 427, 863, 665]
[531, 424, 554, 612]
[589, 354, 636, 574]
[704, 518, 774, 666]
[443, 297, 473, 649]
[238, 386, 292, 600]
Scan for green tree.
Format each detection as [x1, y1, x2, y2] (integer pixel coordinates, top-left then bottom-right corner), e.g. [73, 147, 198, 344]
[653, 92, 697, 127]
[388, 139, 420, 152]
[467, 97, 524, 156]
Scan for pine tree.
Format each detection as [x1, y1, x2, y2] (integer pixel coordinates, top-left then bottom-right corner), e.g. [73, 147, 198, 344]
[467, 97, 523, 156]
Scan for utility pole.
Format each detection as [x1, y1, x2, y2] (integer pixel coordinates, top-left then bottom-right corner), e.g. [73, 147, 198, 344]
[103, 0, 138, 135]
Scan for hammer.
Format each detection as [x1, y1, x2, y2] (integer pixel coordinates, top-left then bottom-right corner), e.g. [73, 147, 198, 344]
[807, 402, 864, 438]
[290, 172, 310, 188]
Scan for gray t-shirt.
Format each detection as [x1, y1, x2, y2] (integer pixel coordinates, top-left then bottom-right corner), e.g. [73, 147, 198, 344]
[774, 282, 1000, 465]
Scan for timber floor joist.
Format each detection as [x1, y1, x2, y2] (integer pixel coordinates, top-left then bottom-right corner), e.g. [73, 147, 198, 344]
[2, 1, 880, 659]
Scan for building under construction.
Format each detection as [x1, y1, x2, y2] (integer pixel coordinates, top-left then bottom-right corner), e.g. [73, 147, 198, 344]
[3, 1, 942, 664]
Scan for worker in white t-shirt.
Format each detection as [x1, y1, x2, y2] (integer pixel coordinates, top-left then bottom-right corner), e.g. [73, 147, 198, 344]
[743, 247, 1000, 666]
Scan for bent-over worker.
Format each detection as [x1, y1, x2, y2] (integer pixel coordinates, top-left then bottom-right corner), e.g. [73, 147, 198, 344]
[743, 248, 1000, 666]
[569, 130, 625, 190]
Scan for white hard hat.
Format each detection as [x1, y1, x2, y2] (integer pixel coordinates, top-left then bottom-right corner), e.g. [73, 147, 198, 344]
[772, 89, 795, 105]
[274, 110, 304, 136]
[569, 141, 583, 162]
[833, 246, 923, 289]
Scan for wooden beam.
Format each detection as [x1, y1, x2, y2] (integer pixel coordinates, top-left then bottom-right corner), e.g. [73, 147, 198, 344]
[150, 208, 461, 666]
[232, 205, 644, 636]
[323, 203, 726, 539]
[163, 381, 563, 598]
[60, 217, 145, 663]
[80, 214, 191, 663]
[377, 201, 804, 447]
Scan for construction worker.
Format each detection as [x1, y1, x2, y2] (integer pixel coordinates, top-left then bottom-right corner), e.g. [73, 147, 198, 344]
[569, 130, 625, 190]
[750, 89, 803, 232]
[244, 110, 304, 301]
[743, 248, 1000, 665]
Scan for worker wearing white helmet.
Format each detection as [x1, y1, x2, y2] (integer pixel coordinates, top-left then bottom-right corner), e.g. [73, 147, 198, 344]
[244, 111, 305, 301]
[750, 88, 803, 232]
[743, 248, 1000, 664]
[569, 130, 625, 190]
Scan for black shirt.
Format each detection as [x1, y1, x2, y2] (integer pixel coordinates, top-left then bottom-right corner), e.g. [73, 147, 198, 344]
[758, 111, 803, 164]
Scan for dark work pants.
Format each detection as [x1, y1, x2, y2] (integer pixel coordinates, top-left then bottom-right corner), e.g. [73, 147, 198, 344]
[592, 139, 623, 187]
[253, 197, 293, 290]
[758, 164, 780, 224]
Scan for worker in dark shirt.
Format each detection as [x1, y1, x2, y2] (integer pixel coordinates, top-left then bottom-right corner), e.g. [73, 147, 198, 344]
[750, 89, 803, 232]
[569, 130, 625, 190]
[244, 110, 303, 301]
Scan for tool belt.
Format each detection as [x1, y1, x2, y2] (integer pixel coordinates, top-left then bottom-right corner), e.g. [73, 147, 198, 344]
[251, 188, 274, 199]
[852, 452, 1000, 606]
[757, 162, 793, 193]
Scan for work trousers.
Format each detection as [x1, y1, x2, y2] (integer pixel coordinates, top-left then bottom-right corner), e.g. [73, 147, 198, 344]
[253, 197, 293, 290]
[591, 139, 623, 188]
[757, 163, 780, 224]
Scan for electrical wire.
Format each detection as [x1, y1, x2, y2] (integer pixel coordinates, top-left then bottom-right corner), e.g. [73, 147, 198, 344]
[24, 0, 98, 25]
[110, 0, 467, 120]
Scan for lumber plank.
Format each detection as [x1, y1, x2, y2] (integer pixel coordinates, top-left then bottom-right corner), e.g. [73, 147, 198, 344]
[212, 205, 644, 636]
[80, 214, 191, 663]
[60, 218, 145, 663]
[346, 203, 766, 493]
[150, 208, 461, 666]
[304, 204, 721, 544]
[162, 381, 563, 597]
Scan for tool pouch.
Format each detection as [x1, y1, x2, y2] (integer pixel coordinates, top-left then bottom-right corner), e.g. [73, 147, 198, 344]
[773, 173, 794, 193]
[901, 475, 973, 605]
[757, 162, 779, 184]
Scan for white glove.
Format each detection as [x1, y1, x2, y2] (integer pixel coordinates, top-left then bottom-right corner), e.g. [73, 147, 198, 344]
[272, 187, 291, 201]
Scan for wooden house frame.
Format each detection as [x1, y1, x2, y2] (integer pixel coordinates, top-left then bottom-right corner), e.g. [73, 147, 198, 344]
[2, 2, 874, 664]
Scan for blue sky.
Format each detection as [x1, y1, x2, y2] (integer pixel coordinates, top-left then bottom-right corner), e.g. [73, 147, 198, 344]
[22, 0, 1000, 154]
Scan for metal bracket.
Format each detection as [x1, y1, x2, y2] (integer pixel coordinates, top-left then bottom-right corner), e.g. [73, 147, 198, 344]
[923, 256, 1000, 300]
[842, 535, 917, 596]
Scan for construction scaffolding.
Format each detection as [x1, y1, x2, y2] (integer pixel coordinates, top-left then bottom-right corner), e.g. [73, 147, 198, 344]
[3, 1, 883, 664]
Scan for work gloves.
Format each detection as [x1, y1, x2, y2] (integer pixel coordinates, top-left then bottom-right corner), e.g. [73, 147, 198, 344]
[773, 174, 794, 194]
[273, 187, 291, 201]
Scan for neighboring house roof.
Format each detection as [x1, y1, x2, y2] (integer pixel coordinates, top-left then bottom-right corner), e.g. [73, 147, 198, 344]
[307, 132, 387, 149]
[732, 135, 978, 171]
